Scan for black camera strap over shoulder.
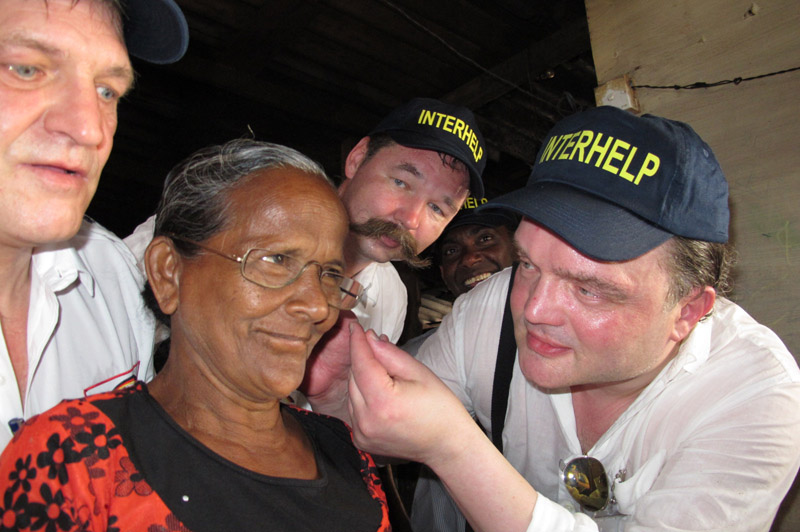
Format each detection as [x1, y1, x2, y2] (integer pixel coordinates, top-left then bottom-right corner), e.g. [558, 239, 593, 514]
[465, 263, 518, 532]
[490, 262, 519, 453]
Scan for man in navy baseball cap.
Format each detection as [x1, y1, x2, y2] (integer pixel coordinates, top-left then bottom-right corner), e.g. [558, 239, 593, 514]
[316, 97, 487, 351]
[410, 195, 518, 343]
[330, 106, 800, 532]
[436, 196, 518, 298]
[0, 0, 189, 450]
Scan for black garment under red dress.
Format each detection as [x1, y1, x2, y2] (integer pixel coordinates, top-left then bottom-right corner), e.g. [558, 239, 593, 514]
[0, 383, 391, 531]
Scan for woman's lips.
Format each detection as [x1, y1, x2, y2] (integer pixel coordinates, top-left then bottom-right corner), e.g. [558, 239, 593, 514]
[257, 330, 314, 355]
[526, 330, 570, 357]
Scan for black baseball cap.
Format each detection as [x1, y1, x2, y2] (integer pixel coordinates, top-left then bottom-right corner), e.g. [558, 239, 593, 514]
[123, 0, 189, 65]
[369, 98, 487, 198]
[446, 196, 519, 233]
[483, 106, 729, 261]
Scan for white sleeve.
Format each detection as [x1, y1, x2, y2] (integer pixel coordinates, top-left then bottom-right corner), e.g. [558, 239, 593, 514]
[352, 263, 407, 343]
[417, 268, 512, 416]
[528, 496, 598, 532]
[123, 214, 156, 278]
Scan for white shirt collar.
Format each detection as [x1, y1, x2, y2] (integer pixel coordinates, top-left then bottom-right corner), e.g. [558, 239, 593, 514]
[32, 242, 95, 296]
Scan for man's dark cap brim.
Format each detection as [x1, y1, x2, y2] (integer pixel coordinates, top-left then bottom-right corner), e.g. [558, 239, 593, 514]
[446, 210, 518, 232]
[124, 0, 189, 65]
[484, 183, 674, 262]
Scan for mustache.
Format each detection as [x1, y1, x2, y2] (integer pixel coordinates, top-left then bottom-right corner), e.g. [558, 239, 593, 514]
[350, 219, 431, 269]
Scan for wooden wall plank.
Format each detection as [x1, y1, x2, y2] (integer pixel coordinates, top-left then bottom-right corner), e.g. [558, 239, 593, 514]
[586, 0, 800, 364]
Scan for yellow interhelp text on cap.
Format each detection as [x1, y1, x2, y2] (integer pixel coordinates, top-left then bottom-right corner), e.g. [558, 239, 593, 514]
[539, 129, 660, 185]
[418, 109, 484, 163]
[461, 196, 488, 211]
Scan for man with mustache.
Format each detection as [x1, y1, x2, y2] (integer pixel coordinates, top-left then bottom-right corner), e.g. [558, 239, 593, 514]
[332, 98, 486, 344]
[0, 0, 188, 450]
[302, 99, 485, 528]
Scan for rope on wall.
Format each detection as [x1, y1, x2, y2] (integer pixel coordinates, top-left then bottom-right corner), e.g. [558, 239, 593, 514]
[631, 65, 800, 90]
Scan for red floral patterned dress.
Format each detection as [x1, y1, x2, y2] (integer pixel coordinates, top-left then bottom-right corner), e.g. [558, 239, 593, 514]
[0, 383, 391, 531]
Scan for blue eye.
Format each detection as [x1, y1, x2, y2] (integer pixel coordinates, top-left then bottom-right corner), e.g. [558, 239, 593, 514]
[9, 64, 40, 80]
[97, 85, 118, 101]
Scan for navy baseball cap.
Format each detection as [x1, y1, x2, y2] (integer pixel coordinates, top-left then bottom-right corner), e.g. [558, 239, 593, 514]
[123, 0, 189, 64]
[484, 106, 729, 261]
[446, 196, 519, 232]
[369, 98, 487, 198]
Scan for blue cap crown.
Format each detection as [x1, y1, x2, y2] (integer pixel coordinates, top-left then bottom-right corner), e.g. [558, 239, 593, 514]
[485, 106, 729, 261]
[370, 98, 486, 198]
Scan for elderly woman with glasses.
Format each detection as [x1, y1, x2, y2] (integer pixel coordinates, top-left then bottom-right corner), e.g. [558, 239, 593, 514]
[0, 140, 390, 531]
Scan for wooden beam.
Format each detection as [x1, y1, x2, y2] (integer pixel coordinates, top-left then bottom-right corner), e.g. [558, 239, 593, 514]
[443, 17, 591, 108]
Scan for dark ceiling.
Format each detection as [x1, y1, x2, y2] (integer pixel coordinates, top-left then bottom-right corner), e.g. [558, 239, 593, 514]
[87, 0, 598, 237]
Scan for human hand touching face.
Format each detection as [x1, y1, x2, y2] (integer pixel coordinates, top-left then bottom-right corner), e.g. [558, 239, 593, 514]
[347, 323, 476, 465]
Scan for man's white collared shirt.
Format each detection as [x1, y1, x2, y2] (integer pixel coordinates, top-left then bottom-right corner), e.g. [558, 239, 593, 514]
[416, 267, 800, 531]
[0, 219, 156, 450]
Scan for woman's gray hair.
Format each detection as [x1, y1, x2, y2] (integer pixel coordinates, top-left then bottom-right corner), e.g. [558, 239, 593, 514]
[154, 138, 332, 255]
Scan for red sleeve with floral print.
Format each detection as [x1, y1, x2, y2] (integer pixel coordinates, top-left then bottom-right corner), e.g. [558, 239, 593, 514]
[0, 395, 189, 532]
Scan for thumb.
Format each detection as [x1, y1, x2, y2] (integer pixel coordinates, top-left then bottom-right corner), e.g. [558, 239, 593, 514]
[349, 325, 395, 398]
[364, 330, 427, 382]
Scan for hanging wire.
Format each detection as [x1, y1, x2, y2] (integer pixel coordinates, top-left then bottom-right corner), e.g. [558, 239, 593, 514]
[632, 65, 800, 90]
[557, 91, 582, 116]
[373, 0, 798, 102]
[374, 0, 544, 102]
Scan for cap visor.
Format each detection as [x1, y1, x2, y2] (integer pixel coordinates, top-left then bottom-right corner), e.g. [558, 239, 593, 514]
[124, 0, 189, 64]
[486, 184, 673, 261]
[448, 210, 518, 231]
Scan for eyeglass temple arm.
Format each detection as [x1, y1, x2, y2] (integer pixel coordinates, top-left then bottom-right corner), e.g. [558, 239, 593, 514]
[166, 234, 244, 263]
[340, 287, 361, 299]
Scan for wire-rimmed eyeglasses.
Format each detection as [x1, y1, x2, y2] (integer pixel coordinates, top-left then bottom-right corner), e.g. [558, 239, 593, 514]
[165, 234, 363, 310]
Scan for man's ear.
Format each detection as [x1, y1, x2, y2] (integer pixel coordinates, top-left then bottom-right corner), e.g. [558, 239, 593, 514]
[145, 236, 182, 317]
[671, 286, 716, 342]
[343, 136, 371, 182]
